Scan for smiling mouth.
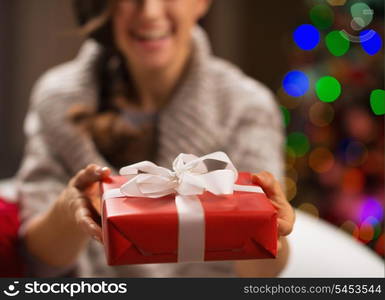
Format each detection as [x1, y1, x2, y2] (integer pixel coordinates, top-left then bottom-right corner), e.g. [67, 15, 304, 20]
[130, 29, 173, 42]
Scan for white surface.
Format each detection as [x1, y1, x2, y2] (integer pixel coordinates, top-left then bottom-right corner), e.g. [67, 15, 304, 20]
[0, 178, 17, 202]
[280, 210, 384, 277]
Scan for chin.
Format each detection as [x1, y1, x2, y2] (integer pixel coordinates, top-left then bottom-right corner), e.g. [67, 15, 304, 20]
[136, 54, 174, 72]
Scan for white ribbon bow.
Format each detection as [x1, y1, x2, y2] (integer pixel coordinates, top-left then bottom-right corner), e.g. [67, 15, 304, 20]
[103, 151, 264, 262]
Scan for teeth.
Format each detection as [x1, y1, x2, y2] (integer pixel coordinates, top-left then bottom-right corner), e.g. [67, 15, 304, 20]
[134, 30, 170, 40]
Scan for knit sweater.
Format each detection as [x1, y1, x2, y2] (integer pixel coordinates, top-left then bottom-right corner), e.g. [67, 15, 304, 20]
[16, 27, 284, 277]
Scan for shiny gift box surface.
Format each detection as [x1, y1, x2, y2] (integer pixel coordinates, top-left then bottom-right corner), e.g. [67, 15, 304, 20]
[99, 172, 277, 265]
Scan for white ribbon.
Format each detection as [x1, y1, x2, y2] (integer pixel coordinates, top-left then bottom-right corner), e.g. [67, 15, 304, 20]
[103, 151, 264, 262]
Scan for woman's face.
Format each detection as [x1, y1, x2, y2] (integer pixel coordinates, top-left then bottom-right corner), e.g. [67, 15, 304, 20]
[112, 0, 210, 72]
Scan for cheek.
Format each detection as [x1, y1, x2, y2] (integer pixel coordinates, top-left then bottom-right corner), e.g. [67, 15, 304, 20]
[172, 8, 199, 38]
[112, 6, 135, 44]
[112, 17, 131, 52]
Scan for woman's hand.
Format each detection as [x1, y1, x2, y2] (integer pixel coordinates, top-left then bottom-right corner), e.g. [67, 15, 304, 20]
[24, 164, 111, 268]
[251, 171, 295, 250]
[234, 171, 295, 277]
[57, 164, 111, 244]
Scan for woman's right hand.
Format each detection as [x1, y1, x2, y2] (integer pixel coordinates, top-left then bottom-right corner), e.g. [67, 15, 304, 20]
[57, 164, 111, 244]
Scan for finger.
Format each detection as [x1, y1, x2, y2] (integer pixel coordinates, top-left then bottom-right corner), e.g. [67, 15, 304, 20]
[252, 172, 285, 201]
[252, 172, 295, 236]
[72, 164, 110, 190]
[278, 206, 296, 236]
[277, 237, 282, 253]
[75, 203, 103, 243]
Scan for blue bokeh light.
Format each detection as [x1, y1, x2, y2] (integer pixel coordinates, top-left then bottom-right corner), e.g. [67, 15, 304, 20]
[283, 70, 310, 97]
[360, 30, 382, 56]
[293, 24, 320, 50]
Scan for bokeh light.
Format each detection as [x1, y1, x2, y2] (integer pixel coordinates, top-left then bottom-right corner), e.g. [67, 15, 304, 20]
[286, 0, 384, 255]
[340, 220, 360, 239]
[309, 126, 333, 144]
[298, 202, 319, 218]
[315, 76, 342, 102]
[343, 108, 376, 143]
[351, 2, 373, 29]
[285, 177, 297, 202]
[359, 196, 384, 223]
[375, 234, 384, 256]
[360, 29, 382, 56]
[282, 70, 310, 97]
[280, 106, 291, 127]
[370, 89, 385, 115]
[293, 24, 320, 50]
[286, 166, 298, 182]
[359, 221, 375, 243]
[285, 147, 297, 169]
[309, 147, 335, 173]
[325, 30, 350, 56]
[277, 88, 303, 109]
[309, 102, 335, 127]
[342, 168, 364, 195]
[326, 0, 347, 6]
[344, 141, 368, 167]
[310, 4, 334, 29]
[363, 216, 382, 240]
[286, 132, 310, 157]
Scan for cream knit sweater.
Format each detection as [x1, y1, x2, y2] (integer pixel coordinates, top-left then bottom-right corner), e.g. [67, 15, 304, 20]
[16, 27, 284, 277]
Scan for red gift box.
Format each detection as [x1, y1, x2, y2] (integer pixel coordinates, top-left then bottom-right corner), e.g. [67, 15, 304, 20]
[0, 197, 24, 277]
[98, 172, 277, 266]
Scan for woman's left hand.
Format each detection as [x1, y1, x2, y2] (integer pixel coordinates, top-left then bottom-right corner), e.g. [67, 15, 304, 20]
[251, 171, 295, 251]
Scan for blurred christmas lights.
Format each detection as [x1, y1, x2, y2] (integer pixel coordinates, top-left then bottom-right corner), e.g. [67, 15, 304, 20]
[315, 76, 342, 102]
[360, 29, 383, 55]
[310, 4, 334, 29]
[325, 31, 350, 56]
[370, 89, 385, 115]
[281, 0, 384, 255]
[286, 132, 311, 157]
[283, 70, 310, 97]
[293, 24, 321, 50]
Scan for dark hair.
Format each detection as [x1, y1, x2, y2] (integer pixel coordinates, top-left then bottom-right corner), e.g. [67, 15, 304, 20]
[71, 0, 140, 112]
[72, 0, 115, 50]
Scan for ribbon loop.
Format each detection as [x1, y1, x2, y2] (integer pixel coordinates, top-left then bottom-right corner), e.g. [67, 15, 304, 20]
[118, 151, 239, 198]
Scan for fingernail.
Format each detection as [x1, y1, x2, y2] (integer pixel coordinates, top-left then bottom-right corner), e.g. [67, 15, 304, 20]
[101, 167, 109, 173]
[95, 168, 103, 176]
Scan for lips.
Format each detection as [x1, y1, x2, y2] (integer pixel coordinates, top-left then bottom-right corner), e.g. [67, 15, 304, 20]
[130, 29, 172, 41]
[128, 27, 174, 52]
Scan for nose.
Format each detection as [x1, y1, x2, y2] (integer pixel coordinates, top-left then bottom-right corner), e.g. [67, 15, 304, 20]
[139, 0, 164, 22]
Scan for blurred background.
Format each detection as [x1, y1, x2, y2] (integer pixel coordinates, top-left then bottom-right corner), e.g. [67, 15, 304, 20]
[0, 0, 383, 259]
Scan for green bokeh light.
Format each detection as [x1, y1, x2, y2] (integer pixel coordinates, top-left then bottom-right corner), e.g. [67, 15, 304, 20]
[280, 106, 291, 127]
[370, 89, 385, 115]
[351, 2, 373, 29]
[310, 4, 334, 29]
[325, 30, 350, 56]
[364, 217, 382, 240]
[316, 76, 342, 102]
[286, 132, 310, 157]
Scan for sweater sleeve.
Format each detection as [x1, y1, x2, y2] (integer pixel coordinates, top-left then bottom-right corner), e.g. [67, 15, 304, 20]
[30, 72, 114, 175]
[16, 110, 77, 277]
[224, 90, 285, 186]
[15, 83, 115, 277]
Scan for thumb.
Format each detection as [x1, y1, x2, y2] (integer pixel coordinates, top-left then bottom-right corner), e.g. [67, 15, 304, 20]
[71, 164, 111, 190]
